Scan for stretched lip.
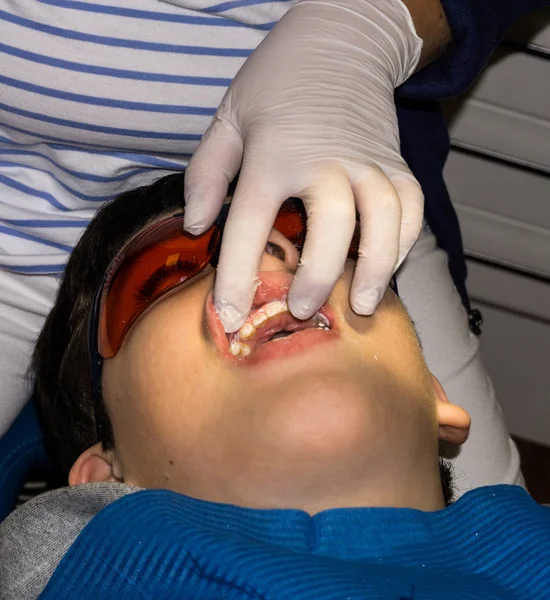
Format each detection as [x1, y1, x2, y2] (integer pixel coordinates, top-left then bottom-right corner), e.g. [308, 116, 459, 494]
[205, 271, 339, 366]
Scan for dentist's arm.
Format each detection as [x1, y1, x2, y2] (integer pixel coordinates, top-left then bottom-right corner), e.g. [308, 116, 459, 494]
[403, 0, 451, 70]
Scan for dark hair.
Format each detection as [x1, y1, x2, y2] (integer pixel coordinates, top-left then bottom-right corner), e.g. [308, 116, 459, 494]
[32, 171, 455, 506]
[32, 172, 186, 477]
[439, 459, 455, 505]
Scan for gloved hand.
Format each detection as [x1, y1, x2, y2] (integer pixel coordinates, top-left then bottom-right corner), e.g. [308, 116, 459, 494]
[184, 0, 424, 333]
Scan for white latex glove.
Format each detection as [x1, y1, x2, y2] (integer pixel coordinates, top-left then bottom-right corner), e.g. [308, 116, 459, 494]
[184, 0, 424, 333]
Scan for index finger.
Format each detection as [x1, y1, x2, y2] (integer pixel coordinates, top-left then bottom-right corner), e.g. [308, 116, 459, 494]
[213, 170, 284, 333]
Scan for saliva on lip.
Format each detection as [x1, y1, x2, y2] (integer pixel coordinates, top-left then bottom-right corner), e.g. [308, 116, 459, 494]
[228, 299, 330, 357]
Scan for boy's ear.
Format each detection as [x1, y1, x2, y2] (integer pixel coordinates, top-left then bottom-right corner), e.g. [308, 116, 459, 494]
[432, 375, 471, 446]
[69, 443, 123, 486]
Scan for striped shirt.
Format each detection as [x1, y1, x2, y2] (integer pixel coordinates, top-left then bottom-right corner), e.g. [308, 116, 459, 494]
[0, 0, 294, 274]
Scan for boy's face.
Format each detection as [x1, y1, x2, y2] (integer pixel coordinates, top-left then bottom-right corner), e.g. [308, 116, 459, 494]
[81, 214, 469, 514]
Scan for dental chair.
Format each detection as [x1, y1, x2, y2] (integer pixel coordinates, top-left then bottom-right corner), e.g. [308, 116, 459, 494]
[0, 398, 52, 523]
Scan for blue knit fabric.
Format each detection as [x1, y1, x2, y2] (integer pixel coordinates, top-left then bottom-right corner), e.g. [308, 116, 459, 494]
[39, 485, 550, 599]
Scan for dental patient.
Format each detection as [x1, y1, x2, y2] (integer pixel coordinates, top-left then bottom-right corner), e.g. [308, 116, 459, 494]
[1, 173, 548, 600]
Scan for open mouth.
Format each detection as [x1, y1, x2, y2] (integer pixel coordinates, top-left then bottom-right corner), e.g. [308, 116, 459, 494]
[205, 272, 337, 365]
[227, 299, 331, 357]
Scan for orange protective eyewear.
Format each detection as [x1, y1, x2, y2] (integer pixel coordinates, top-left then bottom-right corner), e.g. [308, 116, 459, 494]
[90, 199, 365, 361]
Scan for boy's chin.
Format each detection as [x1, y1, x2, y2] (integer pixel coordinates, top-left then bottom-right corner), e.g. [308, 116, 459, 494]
[253, 371, 383, 464]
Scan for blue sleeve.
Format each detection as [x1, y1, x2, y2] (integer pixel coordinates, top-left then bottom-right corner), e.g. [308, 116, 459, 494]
[398, 0, 550, 99]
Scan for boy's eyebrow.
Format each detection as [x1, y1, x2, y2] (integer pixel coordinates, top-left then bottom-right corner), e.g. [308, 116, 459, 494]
[135, 256, 211, 302]
[135, 263, 182, 302]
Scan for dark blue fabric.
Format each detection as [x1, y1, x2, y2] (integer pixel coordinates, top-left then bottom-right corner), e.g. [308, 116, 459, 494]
[396, 99, 471, 311]
[396, 0, 550, 315]
[39, 485, 550, 599]
[0, 400, 48, 523]
[400, 0, 550, 99]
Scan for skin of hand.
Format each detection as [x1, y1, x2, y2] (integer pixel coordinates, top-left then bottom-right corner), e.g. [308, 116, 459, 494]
[183, 0, 451, 333]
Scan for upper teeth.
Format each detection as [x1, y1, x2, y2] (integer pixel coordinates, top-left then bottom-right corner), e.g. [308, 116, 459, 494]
[228, 299, 330, 357]
[265, 300, 287, 318]
[239, 322, 256, 340]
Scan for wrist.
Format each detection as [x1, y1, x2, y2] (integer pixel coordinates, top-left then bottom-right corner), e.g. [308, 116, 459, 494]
[293, 0, 423, 87]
